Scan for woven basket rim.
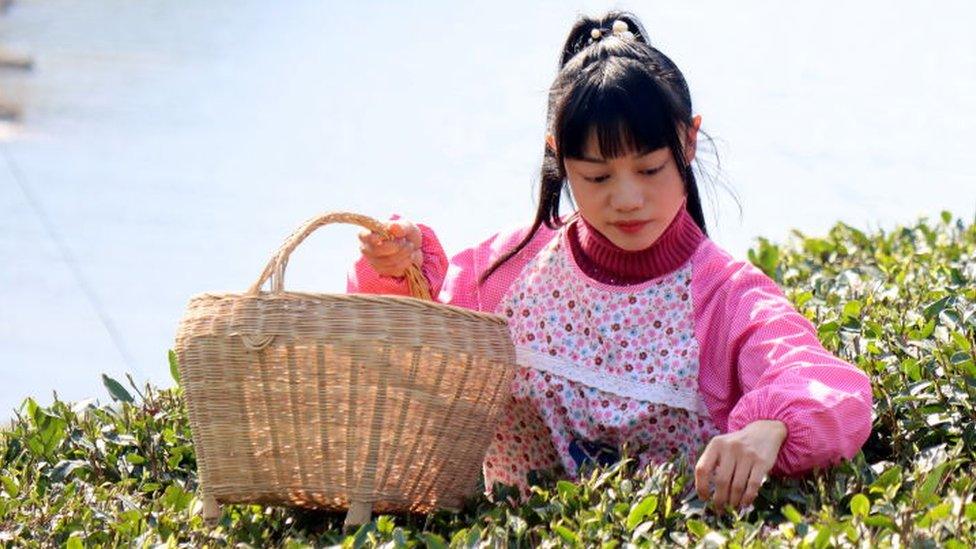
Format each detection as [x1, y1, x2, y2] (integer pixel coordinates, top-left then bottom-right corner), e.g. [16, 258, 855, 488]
[185, 290, 508, 325]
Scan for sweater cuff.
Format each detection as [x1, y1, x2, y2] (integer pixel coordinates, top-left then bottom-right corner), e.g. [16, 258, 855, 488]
[726, 389, 813, 477]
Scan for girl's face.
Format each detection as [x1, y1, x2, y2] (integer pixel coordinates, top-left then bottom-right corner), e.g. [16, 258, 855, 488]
[558, 118, 700, 251]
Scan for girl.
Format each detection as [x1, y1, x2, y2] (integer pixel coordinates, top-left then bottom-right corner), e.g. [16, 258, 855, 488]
[348, 12, 872, 511]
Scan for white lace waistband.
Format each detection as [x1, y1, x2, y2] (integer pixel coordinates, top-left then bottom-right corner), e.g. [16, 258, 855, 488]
[515, 346, 708, 415]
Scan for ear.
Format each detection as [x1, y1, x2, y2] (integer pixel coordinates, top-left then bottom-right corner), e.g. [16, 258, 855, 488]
[684, 115, 702, 165]
[545, 133, 557, 153]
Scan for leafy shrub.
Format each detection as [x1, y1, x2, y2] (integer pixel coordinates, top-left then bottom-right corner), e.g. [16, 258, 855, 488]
[2, 213, 975, 547]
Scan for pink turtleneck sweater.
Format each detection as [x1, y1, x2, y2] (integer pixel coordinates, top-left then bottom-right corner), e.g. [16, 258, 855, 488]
[347, 207, 873, 477]
[568, 204, 705, 285]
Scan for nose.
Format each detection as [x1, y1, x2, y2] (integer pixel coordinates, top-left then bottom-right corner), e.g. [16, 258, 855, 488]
[609, 176, 643, 212]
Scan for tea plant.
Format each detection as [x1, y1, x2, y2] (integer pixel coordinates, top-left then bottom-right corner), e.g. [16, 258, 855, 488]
[2, 212, 975, 547]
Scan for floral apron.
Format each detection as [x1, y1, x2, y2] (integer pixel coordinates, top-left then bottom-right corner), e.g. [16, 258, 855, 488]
[482, 226, 720, 498]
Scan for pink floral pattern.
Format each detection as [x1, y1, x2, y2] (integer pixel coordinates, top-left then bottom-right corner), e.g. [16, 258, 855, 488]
[483, 229, 720, 498]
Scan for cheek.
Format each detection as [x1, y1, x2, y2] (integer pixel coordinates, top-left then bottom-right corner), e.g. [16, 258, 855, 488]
[567, 180, 603, 208]
[663, 167, 687, 195]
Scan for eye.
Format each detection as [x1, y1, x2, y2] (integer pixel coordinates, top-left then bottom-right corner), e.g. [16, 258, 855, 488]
[641, 160, 668, 175]
[584, 175, 611, 183]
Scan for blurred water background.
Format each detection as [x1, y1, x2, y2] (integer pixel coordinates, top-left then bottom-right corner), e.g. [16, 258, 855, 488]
[1, 0, 974, 419]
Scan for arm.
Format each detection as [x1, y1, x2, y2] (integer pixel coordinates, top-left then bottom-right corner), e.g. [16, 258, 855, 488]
[347, 217, 558, 312]
[438, 222, 561, 312]
[722, 267, 873, 476]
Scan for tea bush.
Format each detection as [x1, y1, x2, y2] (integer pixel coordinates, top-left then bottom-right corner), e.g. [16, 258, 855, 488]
[2, 212, 975, 547]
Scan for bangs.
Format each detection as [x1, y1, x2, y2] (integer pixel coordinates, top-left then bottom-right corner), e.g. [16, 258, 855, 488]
[556, 59, 676, 160]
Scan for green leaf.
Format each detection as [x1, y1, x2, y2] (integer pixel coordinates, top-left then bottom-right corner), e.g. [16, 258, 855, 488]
[626, 495, 658, 531]
[917, 462, 950, 503]
[951, 330, 972, 351]
[901, 358, 922, 381]
[849, 494, 869, 518]
[162, 484, 192, 511]
[66, 535, 84, 549]
[917, 501, 952, 527]
[812, 525, 832, 549]
[102, 374, 134, 403]
[556, 480, 579, 500]
[125, 453, 147, 465]
[965, 502, 976, 521]
[918, 318, 937, 339]
[864, 514, 896, 530]
[421, 533, 447, 549]
[782, 504, 803, 524]
[923, 296, 952, 320]
[448, 528, 468, 548]
[28, 412, 66, 458]
[686, 519, 708, 539]
[466, 526, 482, 546]
[794, 291, 814, 308]
[941, 210, 952, 224]
[351, 523, 376, 549]
[842, 300, 862, 318]
[1, 475, 20, 498]
[168, 350, 181, 385]
[553, 525, 579, 545]
[818, 321, 839, 337]
[50, 460, 87, 482]
[376, 515, 394, 535]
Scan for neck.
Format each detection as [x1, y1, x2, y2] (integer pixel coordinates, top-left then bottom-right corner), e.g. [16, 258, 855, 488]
[567, 200, 705, 285]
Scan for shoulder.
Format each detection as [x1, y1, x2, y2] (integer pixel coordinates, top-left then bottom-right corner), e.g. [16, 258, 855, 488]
[689, 237, 790, 308]
[443, 217, 566, 312]
[466, 217, 565, 269]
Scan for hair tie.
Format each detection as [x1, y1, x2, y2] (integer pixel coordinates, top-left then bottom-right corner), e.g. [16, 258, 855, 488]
[587, 20, 635, 44]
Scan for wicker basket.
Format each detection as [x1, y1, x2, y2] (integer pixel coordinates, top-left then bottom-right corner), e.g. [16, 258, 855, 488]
[174, 212, 516, 527]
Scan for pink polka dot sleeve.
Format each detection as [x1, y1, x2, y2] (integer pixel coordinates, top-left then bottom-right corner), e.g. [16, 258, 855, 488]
[691, 240, 873, 477]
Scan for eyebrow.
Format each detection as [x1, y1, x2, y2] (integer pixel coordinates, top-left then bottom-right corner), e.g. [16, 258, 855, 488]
[572, 147, 657, 164]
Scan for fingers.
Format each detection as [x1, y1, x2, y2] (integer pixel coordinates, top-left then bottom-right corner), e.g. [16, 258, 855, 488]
[727, 460, 753, 510]
[358, 226, 418, 277]
[710, 454, 736, 511]
[387, 221, 405, 238]
[370, 245, 415, 277]
[694, 444, 718, 501]
[739, 466, 766, 508]
[359, 232, 415, 258]
[388, 221, 423, 249]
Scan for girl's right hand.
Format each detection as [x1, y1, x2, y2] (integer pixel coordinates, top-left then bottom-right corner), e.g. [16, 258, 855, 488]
[358, 220, 423, 278]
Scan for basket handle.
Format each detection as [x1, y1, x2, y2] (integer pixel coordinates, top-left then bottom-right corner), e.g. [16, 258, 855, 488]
[246, 212, 432, 300]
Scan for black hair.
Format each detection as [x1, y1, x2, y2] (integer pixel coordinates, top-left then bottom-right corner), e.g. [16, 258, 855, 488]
[480, 11, 727, 284]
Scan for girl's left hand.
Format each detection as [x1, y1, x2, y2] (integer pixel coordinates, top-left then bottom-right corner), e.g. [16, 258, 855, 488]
[694, 419, 787, 511]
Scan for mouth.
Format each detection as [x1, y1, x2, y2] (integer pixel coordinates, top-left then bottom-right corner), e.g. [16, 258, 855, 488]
[611, 220, 651, 234]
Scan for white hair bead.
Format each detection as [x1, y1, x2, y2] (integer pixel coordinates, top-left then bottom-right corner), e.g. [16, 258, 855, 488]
[611, 20, 629, 35]
[590, 28, 602, 39]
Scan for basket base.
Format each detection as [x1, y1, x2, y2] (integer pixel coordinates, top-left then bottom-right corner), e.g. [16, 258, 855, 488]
[343, 501, 373, 531]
